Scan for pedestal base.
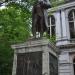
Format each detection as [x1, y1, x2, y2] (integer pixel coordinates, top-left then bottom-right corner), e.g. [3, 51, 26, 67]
[11, 38, 58, 75]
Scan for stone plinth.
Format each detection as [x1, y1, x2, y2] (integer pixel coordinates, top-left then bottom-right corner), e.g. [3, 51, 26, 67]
[11, 38, 58, 75]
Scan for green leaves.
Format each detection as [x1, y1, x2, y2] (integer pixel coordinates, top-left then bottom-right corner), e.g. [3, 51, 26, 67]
[50, 0, 65, 7]
[0, 3, 31, 43]
[0, 3, 31, 75]
[0, 38, 13, 75]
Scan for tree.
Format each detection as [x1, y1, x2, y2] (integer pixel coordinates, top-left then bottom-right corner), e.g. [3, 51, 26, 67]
[50, 0, 65, 7]
[0, 2, 31, 43]
[0, 2, 31, 75]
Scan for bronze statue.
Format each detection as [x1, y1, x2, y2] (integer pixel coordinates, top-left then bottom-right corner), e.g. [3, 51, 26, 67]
[32, 0, 51, 38]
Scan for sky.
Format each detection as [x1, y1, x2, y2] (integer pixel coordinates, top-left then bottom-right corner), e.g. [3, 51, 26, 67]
[0, 2, 6, 9]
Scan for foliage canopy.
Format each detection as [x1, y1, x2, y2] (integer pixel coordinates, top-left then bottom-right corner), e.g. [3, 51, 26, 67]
[0, 2, 31, 75]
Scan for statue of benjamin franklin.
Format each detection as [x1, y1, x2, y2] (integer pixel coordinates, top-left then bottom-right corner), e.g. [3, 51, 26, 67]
[32, 0, 51, 38]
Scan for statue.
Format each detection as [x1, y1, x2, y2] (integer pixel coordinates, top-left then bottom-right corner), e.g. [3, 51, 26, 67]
[32, 0, 51, 38]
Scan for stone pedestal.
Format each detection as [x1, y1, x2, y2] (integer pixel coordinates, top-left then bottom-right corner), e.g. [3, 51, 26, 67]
[11, 38, 58, 75]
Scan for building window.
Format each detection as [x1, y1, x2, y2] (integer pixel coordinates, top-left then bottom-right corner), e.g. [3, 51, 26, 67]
[68, 9, 75, 39]
[48, 15, 55, 37]
[73, 58, 75, 75]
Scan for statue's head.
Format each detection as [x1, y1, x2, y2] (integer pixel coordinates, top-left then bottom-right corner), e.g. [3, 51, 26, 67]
[38, 0, 51, 8]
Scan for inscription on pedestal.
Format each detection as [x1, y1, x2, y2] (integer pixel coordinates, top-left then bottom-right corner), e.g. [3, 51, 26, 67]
[16, 51, 42, 75]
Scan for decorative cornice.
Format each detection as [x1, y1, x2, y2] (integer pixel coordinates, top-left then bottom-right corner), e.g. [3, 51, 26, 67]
[48, 1, 75, 12]
[11, 38, 59, 54]
[57, 44, 75, 49]
[11, 38, 49, 49]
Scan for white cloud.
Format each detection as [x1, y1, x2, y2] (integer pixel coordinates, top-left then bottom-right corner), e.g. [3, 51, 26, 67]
[0, 5, 6, 9]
